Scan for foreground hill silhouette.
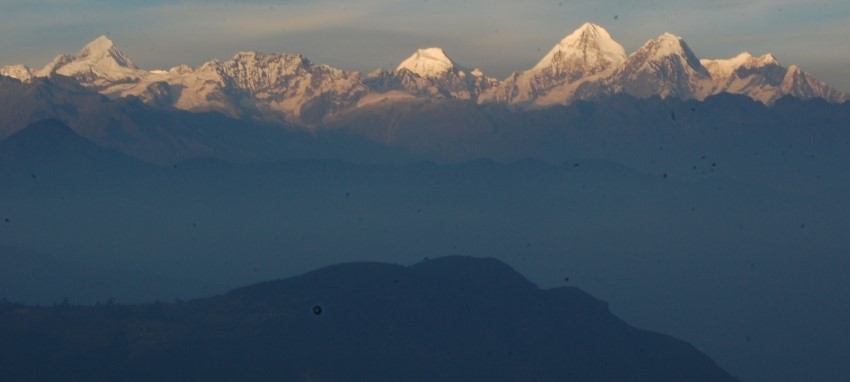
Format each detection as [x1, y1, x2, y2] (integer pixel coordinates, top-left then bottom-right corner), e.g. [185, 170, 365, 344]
[0, 256, 737, 381]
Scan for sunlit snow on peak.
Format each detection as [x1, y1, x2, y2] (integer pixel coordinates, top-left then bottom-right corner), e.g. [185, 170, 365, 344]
[76, 35, 136, 69]
[532, 22, 626, 72]
[396, 47, 456, 78]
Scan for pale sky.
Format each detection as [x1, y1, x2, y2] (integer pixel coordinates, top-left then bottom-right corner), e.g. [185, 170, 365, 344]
[1, 0, 849, 92]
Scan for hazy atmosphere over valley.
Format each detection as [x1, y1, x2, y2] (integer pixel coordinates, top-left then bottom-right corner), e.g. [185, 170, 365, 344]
[1, 1, 849, 381]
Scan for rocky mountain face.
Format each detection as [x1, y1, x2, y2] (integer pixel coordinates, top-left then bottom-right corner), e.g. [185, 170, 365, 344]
[603, 33, 711, 99]
[103, 50, 371, 126]
[193, 52, 370, 124]
[0, 65, 35, 82]
[701, 52, 848, 104]
[3, 24, 846, 125]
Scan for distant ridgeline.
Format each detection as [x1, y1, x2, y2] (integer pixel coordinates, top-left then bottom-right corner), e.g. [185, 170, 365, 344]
[1, 23, 846, 127]
[0, 256, 739, 381]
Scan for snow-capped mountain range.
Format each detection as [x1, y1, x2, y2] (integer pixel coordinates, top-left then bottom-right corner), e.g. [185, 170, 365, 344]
[3, 23, 846, 125]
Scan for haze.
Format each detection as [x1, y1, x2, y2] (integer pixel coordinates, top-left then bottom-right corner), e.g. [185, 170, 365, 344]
[1, 0, 849, 92]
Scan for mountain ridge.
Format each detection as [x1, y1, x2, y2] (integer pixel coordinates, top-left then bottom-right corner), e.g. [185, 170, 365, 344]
[3, 24, 846, 125]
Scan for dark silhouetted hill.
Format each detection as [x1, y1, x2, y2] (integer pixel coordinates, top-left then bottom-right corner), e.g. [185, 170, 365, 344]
[0, 256, 737, 381]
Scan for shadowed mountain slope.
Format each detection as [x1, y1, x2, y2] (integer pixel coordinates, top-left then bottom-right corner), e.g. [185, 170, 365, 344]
[0, 256, 737, 382]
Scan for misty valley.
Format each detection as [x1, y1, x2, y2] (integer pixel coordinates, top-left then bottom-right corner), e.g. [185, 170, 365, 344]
[2, 21, 850, 382]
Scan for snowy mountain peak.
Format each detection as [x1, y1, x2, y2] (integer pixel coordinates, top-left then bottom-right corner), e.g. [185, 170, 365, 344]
[76, 35, 137, 69]
[532, 22, 626, 72]
[25, 35, 143, 89]
[0, 64, 34, 82]
[729, 52, 779, 66]
[701, 52, 782, 79]
[609, 32, 710, 99]
[80, 36, 115, 54]
[658, 32, 680, 41]
[758, 53, 779, 65]
[630, 32, 707, 75]
[397, 47, 456, 78]
[644, 32, 690, 57]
